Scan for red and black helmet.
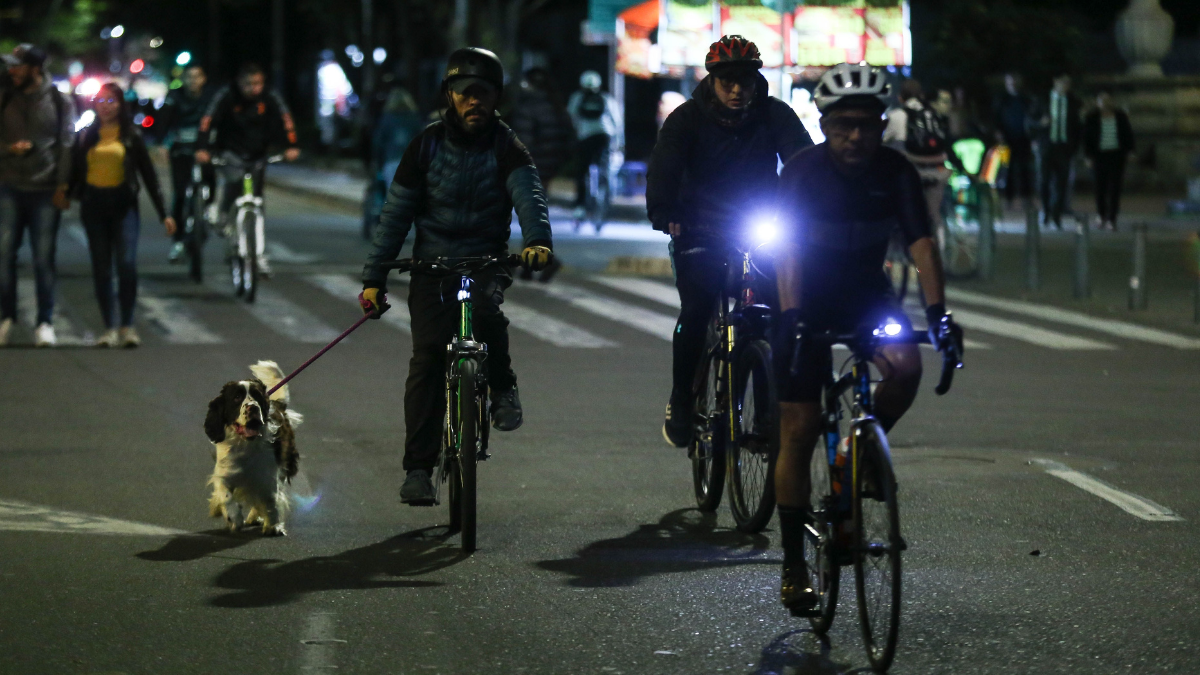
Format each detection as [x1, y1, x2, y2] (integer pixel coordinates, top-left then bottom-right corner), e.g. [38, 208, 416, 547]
[705, 35, 763, 73]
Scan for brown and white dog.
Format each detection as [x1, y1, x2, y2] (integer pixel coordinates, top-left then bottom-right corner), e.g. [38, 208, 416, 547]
[204, 361, 301, 535]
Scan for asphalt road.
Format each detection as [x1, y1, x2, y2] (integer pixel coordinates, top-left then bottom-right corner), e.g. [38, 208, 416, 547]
[1, 189, 1199, 674]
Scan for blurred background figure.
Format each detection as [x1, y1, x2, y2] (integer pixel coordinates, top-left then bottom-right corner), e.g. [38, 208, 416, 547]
[361, 85, 422, 240]
[567, 70, 622, 222]
[1039, 74, 1082, 230]
[656, 91, 686, 130]
[158, 64, 214, 263]
[884, 78, 961, 239]
[994, 73, 1039, 214]
[1084, 90, 1135, 232]
[509, 68, 574, 187]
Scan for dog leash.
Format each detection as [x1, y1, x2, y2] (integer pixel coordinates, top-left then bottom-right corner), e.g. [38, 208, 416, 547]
[267, 313, 373, 396]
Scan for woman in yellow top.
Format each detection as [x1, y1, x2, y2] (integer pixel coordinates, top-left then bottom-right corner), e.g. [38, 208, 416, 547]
[69, 83, 175, 347]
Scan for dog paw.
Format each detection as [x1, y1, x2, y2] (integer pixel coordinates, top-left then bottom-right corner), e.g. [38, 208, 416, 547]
[263, 523, 287, 537]
[225, 518, 240, 533]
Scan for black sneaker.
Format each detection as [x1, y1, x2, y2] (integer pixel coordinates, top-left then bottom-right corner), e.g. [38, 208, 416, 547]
[661, 392, 691, 448]
[400, 469, 436, 506]
[780, 564, 820, 617]
[491, 386, 523, 431]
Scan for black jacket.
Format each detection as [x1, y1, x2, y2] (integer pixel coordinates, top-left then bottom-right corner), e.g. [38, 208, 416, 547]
[1083, 109, 1135, 157]
[69, 123, 168, 221]
[157, 85, 214, 154]
[197, 86, 298, 159]
[1038, 92, 1083, 151]
[646, 73, 812, 235]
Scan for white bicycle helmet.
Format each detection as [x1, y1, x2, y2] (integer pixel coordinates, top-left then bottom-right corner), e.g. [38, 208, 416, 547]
[813, 63, 891, 112]
[580, 70, 602, 92]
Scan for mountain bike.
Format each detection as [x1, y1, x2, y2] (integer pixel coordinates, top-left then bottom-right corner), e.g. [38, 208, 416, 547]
[382, 253, 524, 553]
[211, 154, 283, 303]
[180, 160, 213, 283]
[690, 233, 779, 533]
[796, 318, 962, 672]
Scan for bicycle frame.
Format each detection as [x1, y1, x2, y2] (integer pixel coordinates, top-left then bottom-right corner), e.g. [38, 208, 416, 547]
[232, 172, 266, 261]
[441, 274, 490, 484]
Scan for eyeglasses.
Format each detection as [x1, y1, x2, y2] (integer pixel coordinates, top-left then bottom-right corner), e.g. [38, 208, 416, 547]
[715, 73, 757, 89]
[92, 98, 119, 104]
[823, 116, 885, 137]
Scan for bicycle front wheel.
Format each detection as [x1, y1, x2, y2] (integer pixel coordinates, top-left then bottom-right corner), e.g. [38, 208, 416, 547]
[242, 212, 258, 303]
[853, 420, 902, 672]
[690, 332, 726, 512]
[728, 339, 777, 532]
[186, 186, 207, 283]
[804, 411, 842, 633]
[456, 358, 480, 553]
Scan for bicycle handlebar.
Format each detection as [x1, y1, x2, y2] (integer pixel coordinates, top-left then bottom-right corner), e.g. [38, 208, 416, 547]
[790, 324, 962, 396]
[210, 154, 286, 169]
[382, 254, 524, 275]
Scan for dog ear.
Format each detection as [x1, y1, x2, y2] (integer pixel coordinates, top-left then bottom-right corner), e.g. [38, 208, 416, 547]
[204, 384, 234, 442]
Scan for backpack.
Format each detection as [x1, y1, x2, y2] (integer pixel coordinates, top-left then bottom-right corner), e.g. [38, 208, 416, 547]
[577, 91, 607, 121]
[904, 102, 948, 157]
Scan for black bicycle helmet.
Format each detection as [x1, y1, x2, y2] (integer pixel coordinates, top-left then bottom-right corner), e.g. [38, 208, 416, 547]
[443, 47, 505, 93]
[705, 35, 763, 73]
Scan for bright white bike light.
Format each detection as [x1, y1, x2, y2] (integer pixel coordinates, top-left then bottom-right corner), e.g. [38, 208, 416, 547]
[754, 220, 778, 244]
[883, 319, 903, 337]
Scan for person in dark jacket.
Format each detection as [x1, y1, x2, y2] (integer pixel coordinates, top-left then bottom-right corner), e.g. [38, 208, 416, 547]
[70, 83, 176, 348]
[157, 64, 213, 262]
[994, 73, 1038, 211]
[509, 68, 574, 186]
[646, 34, 812, 448]
[1038, 74, 1083, 230]
[358, 47, 554, 506]
[1084, 91, 1135, 231]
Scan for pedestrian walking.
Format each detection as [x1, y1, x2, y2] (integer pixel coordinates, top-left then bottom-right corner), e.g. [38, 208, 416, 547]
[1084, 90, 1135, 232]
[70, 83, 175, 348]
[509, 68, 574, 186]
[1039, 74, 1082, 230]
[993, 73, 1038, 213]
[0, 43, 75, 347]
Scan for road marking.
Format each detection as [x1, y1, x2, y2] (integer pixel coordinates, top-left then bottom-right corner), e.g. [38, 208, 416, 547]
[1032, 459, 1184, 522]
[17, 281, 89, 345]
[242, 287, 343, 343]
[306, 274, 412, 333]
[138, 285, 224, 344]
[590, 276, 680, 309]
[299, 612, 343, 672]
[527, 281, 677, 342]
[502, 300, 617, 348]
[266, 241, 322, 264]
[947, 288, 1200, 349]
[950, 307, 1115, 350]
[0, 499, 185, 536]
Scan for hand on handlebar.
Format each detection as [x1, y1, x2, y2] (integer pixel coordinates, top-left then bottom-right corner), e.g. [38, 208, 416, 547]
[925, 303, 964, 364]
[284, 148, 300, 162]
[520, 245, 553, 272]
[358, 288, 390, 319]
[194, 150, 211, 164]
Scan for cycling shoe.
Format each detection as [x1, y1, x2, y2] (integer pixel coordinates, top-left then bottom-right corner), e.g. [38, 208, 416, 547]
[781, 565, 820, 617]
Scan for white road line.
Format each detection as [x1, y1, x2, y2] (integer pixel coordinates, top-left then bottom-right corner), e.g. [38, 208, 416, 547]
[502, 300, 617, 348]
[527, 281, 677, 342]
[589, 276, 681, 309]
[266, 241, 321, 264]
[0, 499, 185, 536]
[17, 281, 89, 345]
[138, 285, 223, 344]
[299, 612, 344, 672]
[950, 307, 1116, 350]
[1032, 459, 1183, 522]
[947, 288, 1200, 349]
[243, 287, 343, 343]
[306, 274, 411, 333]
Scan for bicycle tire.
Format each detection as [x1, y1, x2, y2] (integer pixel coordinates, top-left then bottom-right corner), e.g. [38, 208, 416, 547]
[728, 339, 777, 532]
[690, 329, 726, 512]
[804, 395, 845, 634]
[242, 212, 258, 303]
[186, 185, 207, 284]
[457, 358, 479, 553]
[853, 420, 902, 672]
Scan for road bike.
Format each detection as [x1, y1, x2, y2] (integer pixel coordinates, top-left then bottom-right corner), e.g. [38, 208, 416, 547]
[382, 254, 523, 553]
[796, 318, 961, 672]
[180, 160, 214, 284]
[211, 154, 283, 303]
[689, 232, 779, 533]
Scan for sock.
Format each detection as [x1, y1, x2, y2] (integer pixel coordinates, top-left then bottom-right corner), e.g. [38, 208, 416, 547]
[777, 505, 808, 573]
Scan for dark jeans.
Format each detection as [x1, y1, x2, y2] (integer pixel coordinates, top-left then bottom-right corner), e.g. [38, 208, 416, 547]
[81, 186, 140, 329]
[0, 186, 60, 325]
[403, 267, 516, 472]
[574, 133, 611, 207]
[1003, 138, 1035, 204]
[1040, 143, 1075, 227]
[1093, 151, 1127, 224]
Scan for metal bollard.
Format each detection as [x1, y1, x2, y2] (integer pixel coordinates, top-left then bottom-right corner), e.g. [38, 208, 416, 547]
[978, 186, 996, 281]
[1073, 215, 1090, 299]
[1129, 223, 1148, 310]
[1024, 203, 1040, 290]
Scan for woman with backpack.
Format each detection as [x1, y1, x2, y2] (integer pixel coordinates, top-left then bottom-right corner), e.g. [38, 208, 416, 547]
[70, 82, 176, 347]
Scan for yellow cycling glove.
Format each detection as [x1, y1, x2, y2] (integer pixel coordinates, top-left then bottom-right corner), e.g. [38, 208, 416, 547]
[521, 245, 553, 272]
[359, 287, 389, 318]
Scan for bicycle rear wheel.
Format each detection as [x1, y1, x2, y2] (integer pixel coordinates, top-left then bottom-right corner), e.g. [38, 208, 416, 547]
[242, 212, 258, 303]
[690, 328, 726, 512]
[728, 339, 776, 532]
[853, 420, 902, 672]
[185, 186, 207, 284]
[456, 358, 480, 553]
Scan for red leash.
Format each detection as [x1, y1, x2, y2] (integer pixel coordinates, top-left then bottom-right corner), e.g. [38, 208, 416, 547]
[267, 313, 373, 396]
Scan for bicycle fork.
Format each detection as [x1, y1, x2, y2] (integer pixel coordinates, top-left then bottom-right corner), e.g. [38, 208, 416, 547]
[234, 173, 265, 260]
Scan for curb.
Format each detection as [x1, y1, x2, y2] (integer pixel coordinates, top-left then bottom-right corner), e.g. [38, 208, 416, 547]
[605, 256, 673, 278]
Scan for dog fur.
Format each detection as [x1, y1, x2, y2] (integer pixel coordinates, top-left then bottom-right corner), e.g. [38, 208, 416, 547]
[204, 361, 302, 535]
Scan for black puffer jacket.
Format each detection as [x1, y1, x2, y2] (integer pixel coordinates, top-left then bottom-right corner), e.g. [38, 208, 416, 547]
[646, 73, 812, 236]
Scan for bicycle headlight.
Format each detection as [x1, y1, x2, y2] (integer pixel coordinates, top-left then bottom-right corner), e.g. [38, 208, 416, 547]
[873, 318, 904, 338]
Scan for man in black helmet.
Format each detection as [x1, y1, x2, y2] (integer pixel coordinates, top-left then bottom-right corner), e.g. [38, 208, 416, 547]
[647, 35, 813, 449]
[359, 47, 554, 505]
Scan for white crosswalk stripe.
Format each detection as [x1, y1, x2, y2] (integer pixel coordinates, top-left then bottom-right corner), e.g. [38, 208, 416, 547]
[589, 276, 680, 309]
[138, 285, 223, 344]
[524, 280, 677, 342]
[306, 274, 412, 333]
[266, 241, 322, 264]
[951, 307, 1116, 350]
[239, 286, 343, 343]
[947, 288, 1200, 349]
[17, 281, 89, 345]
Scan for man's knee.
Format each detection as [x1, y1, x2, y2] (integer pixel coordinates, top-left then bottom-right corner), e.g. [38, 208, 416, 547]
[876, 345, 922, 389]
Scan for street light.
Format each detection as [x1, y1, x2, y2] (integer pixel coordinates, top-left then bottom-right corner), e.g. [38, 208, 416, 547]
[176, 51, 192, 66]
[110, 24, 125, 38]
[373, 47, 387, 64]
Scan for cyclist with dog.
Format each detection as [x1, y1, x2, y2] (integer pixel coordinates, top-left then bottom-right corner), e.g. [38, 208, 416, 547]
[646, 34, 812, 450]
[358, 47, 553, 506]
[770, 64, 962, 615]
